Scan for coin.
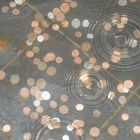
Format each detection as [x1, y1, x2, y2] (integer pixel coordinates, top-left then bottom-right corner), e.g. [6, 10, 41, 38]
[76, 104, 84, 111]
[102, 62, 110, 69]
[31, 20, 39, 28]
[12, 8, 20, 16]
[124, 80, 134, 89]
[59, 105, 69, 114]
[51, 118, 61, 129]
[10, 74, 20, 85]
[117, 83, 124, 93]
[55, 56, 63, 64]
[108, 125, 119, 136]
[70, 1, 78, 8]
[60, 3, 70, 14]
[93, 110, 101, 118]
[36, 106, 44, 113]
[32, 46, 40, 54]
[118, 96, 126, 105]
[74, 31, 82, 38]
[49, 100, 58, 109]
[41, 115, 51, 126]
[72, 49, 80, 58]
[74, 57, 82, 65]
[76, 128, 84, 136]
[1, 6, 9, 14]
[88, 57, 96, 64]
[90, 127, 100, 137]
[121, 113, 129, 121]
[23, 106, 31, 115]
[20, 88, 30, 98]
[2, 124, 11, 133]
[81, 42, 91, 52]
[133, 125, 140, 135]
[0, 70, 6, 80]
[30, 112, 39, 120]
[46, 66, 57, 76]
[23, 132, 32, 140]
[37, 62, 47, 71]
[36, 78, 46, 89]
[60, 94, 69, 102]
[61, 20, 69, 28]
[26, 51, 34, 58]
[103, 22, 112, 31]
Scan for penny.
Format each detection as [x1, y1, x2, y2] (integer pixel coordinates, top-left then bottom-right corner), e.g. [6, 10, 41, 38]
[90, 127, 100, 137]
[33, 58, 41, 65]
[23, 132, 32, 140]
[36, 106, 44, 113]
[81, 42, 91, 52]
[72, 120, 84, 129]
[52, 24, 60, 31]
[59, 105, 69, 114]
[133, 125, 140, 135]
[117, 83, 124, 93]
[74, 31, 82, 38]
[43, 33, 49, 41]
[20, 88, 30, 98]
[44, 52, 56, 62]
[49, 100, 58, 109]
[46, 66, 57, 76]
[31, 20, 39, 28]
[9, 2, 16, 8]
[23, 106, 31, 115]
[103, 22, 112, 31]
[10, 74, 20, 85]
[88, 57, 96, 64]
[0, 70, 6, 80]
[36, 78, 46, 89]
[74, 57, 82, 65]
[32, 46, 40, 54]
[53, 8, 61, 15]
[34, 27, 42, 34]
[1, 6, 9, 14]
[60, 3, 70, 14]
[70, 1, 78, 8]
[55, 12, 65, 22]
[26, 51, 34, 58]
[60, 94, 69, 102]
[121, 113, 129, 121]
[102, 62, 110, 69]
[108, 125, 119, 136]
[30, 112, 39, 120]
[55, 56, 63, 64]
[41, 115, 51, 126]
[27, 32, 37, 42]
[37, 62, 47, 71]
[41, 20, 50, 28]
[133, 30, 140, 39]
[118, 96, 126, 105]
[12, 8, 20, 16]
[51, 118, 61, 129]
[30, 86, 40, 96]
[61, 20, 69, 28]
[72, 49, 80, 58]
[76, 128, 84, 136]
[124, 80, 134, 89]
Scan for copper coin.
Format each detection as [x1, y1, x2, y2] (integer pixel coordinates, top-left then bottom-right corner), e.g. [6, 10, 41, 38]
[61, 20, 69, 28]
[81, 42, 91, 52]
[1, 6, 9, 14]
[26, 51, 34, 58]
[36, 106, 44, 113]
[59, 105, 69, 114]
[41, 20, 50, 28]
[37, 62, 47, 71]
[34, 27, 42, 34]
[43, 33, 50, 41]
[23, 132, 32, 140]
[46, 66, 57, 77]
[53, 8, 61, 15]
[72, 120, 84, 129]
[30, 86, 40, 96]
[70, 1, 78, 8]
[102, 62, 110, 69]
[90, 127, 100, 137]
[32, 46, 40, 54]
[74, 57, 82, 65]
[88, 57, 96, 64]
[60, 94, 69, 102]
[12, 8, 20, 16]
[133, 30, 140, 39]
[121, 113, 129, 121]
[44, 52, 56, 62]
[117, 83, 124, 93]
[41, 115, 51, 126]
[72, 49, 80, 58]
[118, 96, 126, 105]
[10, 74, 20, 85]
[31, 20, 39, 28]
[33, 58, 41, 65]
[36, 78, 46, 89]
[27, 32, 37, 42]
[23, 106, 31, 115]
[124, 80, 134, 89]
[60, 3, 70, 14]
[0, 70, 6, 80]
[108, 125, 119, 136]
[49, 100, 58, 109]
[55, 12, 65, 22]
[103, 22, 112, 31]
[55, 56, 63, 64]
[76, 128, 84, 136]
[9, 2, 16, 8]
[133, 125, 140, 135]
[30, 112, 39, 120]
[51, 118, 61, 129]
[74, 31, 82, 38]
[20, 88, 30, 98]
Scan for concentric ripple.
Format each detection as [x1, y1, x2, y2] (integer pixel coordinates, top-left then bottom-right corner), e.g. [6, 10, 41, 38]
[87, 8, 140, 71]
[64, 67, 115, 109]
